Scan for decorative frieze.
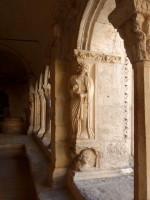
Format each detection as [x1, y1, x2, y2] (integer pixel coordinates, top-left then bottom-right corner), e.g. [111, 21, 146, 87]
[124, 57, 130, 138]
[74, 49, 121, 63]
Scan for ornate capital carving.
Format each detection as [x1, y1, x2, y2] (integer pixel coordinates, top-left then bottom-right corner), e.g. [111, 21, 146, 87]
[38, 90, 45, 102]
[43, 85, 51, 100]
[109, 2, 150, 63]
[28, 93, 34, 110]
[74, 50, 121, 63]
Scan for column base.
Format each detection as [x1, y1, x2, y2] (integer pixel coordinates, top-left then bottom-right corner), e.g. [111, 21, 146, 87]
[42, 131, 51, 141]
[48, 163, 68, 188]
[33, 126, 40, 134]
[27, 125, 33, 135]
[37, 129, 45, 139]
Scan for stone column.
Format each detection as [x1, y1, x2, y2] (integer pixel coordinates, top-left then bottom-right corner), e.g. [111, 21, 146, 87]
[42, 85, 51, 143]
[33, 92, 40, 134]
[27, 75, 35, 134]
[48, 60, 71, 188]
[109, 2, 150, 199]
[37, 89, 46, 138]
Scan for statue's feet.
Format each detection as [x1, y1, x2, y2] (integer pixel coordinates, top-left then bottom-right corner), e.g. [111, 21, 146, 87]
[77, 132, 88, 139]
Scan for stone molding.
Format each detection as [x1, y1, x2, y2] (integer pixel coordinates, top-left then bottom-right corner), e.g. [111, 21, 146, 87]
[74, 49, 121, 63]
[124, 57, 130, 138]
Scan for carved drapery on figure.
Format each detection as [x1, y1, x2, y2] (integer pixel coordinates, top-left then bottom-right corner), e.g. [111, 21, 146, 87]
[69, 62, 94, 140]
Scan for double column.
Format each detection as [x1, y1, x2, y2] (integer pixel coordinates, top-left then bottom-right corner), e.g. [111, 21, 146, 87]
[109, 2, 150, 199]
[28, 75, 35, 134]
[42, 85, 51, 143]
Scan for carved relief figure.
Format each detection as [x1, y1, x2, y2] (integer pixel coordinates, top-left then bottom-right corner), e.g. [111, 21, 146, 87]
[72, 149, 96, 171]
[136, 0, 150, 12]
[69, 62, 94, 140]
[141, 0, 150, 12]
[144, 17, 150, 55]
[132, 14, 147, 60]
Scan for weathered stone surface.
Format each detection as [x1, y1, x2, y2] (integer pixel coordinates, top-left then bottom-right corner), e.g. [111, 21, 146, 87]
[74, 176, 133, 200]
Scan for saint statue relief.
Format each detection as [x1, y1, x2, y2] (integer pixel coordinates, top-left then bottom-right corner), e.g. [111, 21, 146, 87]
[69, 62, 94, 140]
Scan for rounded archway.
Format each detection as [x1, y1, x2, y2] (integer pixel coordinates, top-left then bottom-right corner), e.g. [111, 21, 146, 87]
[0, 54, 30, 128]
[75, 0, 134, 169]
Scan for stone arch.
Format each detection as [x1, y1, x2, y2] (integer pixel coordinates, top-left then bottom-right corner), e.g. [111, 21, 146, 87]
[77, 0, 107, 50]
[72, 0, 134, 171]
[0, 43, 33, 76]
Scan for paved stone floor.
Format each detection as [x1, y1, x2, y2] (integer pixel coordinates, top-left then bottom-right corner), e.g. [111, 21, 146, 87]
[0, 157, 37, 200]
[75, 176, 134, 200]
[0, 134, 74, 200]
[0, 133, 134, 200]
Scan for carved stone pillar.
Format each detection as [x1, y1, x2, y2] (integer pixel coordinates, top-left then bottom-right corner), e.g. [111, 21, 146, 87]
[33, 92, 40, 134]
[27, 75, 35, 134]
[27, 93, 34, 134]
[37, 89, 46, 138]
[42, 85, 51, 143]
[109, 2, 150, 199]
[48, 60, 71, 188]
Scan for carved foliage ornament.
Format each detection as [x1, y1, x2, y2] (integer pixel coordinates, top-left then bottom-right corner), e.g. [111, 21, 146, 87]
[74, 50, 121, 63]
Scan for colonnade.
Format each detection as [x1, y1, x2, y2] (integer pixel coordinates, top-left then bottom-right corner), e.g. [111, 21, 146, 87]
[28, 66, 52, 148]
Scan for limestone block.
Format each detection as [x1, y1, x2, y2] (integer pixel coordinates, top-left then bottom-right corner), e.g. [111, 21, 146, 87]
[51, 125, 68, 142]
[48, 163, 68, 188]
[96, 62, 131, 170]
[55, 73, 69, 99]
[51, 141, 71, 168]
[99, 141, 129, 170]
[55, 100, 69, 126]
[90, 22, 125, 62]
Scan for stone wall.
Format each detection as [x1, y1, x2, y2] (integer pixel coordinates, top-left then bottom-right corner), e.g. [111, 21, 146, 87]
[97, 62, 130, 169]
[75, 0, 133, 171]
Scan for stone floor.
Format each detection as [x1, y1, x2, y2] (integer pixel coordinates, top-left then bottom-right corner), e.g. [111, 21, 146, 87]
[0, 157, 37, 200]
[75, 176, 134, 200]
[0, 133, 134, 200]
[0, 133, 74, 200]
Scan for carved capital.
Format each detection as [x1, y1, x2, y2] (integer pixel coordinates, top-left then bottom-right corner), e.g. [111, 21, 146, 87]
[43, 85, 51, 100]
[109, 1, 150, 64]
[38, 89, 45, 102]
[74, 49, 121, 63]
[28, 93, 34, 110]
